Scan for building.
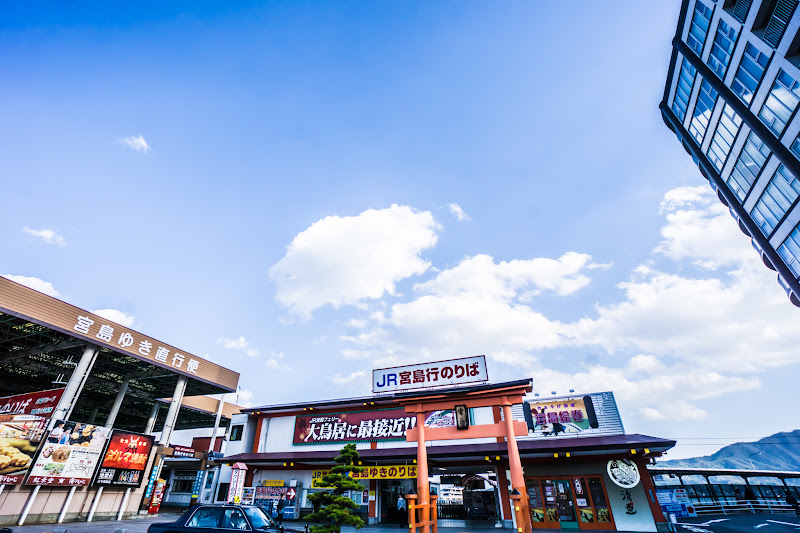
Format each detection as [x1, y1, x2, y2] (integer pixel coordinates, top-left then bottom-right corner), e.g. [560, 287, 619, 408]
[0, 276, 240, 525]
[661, 0, 800, 307]
[221, 379, 676, 532]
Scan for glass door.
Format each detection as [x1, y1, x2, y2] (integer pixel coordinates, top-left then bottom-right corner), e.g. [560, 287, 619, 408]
[553, 480, 579, 530]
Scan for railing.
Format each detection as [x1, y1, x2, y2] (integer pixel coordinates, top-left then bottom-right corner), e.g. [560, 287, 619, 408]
[692, 499, 798, 515]
[407, 493, 438, 533]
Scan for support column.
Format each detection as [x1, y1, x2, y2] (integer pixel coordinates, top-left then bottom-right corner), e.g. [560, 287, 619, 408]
[502, 396, 531, 533]
[199, 397, 226, 504]
[143, 375, 187, 511]
[58, 486, 77, 523]
[144, 402, 160, 434]
[87, 487, 103, 522]
[87, 405, 99, 424]
[117, 487, 132, 520]
[496, 465, 513, 525]
[105, 378, 130, 428]
[18, 485, 40, 525]
[636, 457, 668, 524]
[159, 375, 187, 447]
[415, 407, 430, 533]
[50, 344, 99, 427]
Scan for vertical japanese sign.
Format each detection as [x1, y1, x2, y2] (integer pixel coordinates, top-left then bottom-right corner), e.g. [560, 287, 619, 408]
[227, 465, 247, 503]
[373, 355, 488, 393]
[93, 430, 155, 487]
[0, 414, 47, 485]
[293, 409, 415, 445]
[27, 420, 110, 486]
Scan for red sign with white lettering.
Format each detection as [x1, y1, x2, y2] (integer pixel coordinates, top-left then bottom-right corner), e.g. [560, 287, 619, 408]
[293, 409, 416, 445]
[0, 388, 65, 417]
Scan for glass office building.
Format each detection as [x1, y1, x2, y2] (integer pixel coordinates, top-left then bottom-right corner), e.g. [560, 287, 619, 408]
[661, 0, 800, 307]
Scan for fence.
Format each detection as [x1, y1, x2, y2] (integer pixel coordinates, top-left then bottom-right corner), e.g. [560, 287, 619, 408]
[692, 499, 800, 515]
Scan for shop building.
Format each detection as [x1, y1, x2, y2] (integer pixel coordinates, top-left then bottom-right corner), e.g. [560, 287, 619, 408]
[0, 276, 240, 525]
[222, 372, 676, 532]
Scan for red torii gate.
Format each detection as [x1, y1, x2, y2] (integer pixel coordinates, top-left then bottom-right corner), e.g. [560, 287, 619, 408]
[395, 380, 533, 533]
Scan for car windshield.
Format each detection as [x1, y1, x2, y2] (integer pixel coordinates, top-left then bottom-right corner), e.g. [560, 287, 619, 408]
[243, 506, 274, 529]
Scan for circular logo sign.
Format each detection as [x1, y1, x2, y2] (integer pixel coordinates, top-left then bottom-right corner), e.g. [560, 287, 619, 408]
[607, 458, 640, 488]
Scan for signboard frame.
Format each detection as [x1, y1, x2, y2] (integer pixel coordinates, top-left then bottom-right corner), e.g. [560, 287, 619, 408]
[372, 355, 488, 394]
[26, 419, 111, 487]
[92, 429, 155, 488]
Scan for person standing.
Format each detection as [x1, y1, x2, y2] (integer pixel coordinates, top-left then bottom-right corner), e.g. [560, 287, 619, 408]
[277, 494, 286, 525]
[397, 492, 406, 525]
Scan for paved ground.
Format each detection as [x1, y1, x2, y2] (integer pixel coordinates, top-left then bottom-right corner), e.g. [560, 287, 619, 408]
[6, 511, 183, 533]
[676, 513, 800, 532]
[8, 513, 799, 533]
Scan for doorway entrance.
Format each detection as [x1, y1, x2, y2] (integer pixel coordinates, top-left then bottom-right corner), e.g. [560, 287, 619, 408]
[378, 478, 415, 524]
[527, 477, 614, 530]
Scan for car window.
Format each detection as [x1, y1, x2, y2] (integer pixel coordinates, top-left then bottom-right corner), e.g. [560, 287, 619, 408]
[223, 508, 250, 530]
[187, 507, 223, 528]
[243, 506, 272, 529]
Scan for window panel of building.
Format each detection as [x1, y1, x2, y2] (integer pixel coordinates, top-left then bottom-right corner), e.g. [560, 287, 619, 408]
[708, 104, 743, 170]
[731, 42, 770, 104]
[758, 69, 800, 136]
[689, 78, 719, 143]
[778, 224, 800, 277]
[688, 1, 714, 55]
[729, 131, 770, 201]
[708, 20, 739, 78]
[750, 164, 800, 235]
[673, 58, 698, 121]
[763, 0, 799, 48]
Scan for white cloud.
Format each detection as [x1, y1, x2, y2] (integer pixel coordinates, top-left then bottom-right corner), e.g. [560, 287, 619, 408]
[448, 203, 471, 222]
[235, 388, 257, 408]
[332, 370, 367, 384]
[119, 135, 150, 153]
[23, 227, 65, 247]
[335, 187, 800, 420]
[92, 308, 135, 327]
[2, 275, 60, 297]
[269, 205, 440, 317]
[218, 336, 260, 357]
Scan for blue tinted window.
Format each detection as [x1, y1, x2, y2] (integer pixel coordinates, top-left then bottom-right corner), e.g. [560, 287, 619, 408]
[687, 1, 713, 56]
[707, 104, 743, 171]
[707, 20, 738, 78]
[751, 165, 800, 235]
[759, 69, 800, 136]
[689, 78, 718, 143]
[729, 131, 770, 201]
[778, 224, 800, 278]
[731, 42, 769, 104]
[673, 58, 697, 122]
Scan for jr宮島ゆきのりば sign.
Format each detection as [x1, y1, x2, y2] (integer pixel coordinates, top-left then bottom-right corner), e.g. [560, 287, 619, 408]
[372, 355, 488, 393]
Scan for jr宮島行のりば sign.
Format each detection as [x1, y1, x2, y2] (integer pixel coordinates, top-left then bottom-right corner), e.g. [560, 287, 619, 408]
[372, 355, 488, 393]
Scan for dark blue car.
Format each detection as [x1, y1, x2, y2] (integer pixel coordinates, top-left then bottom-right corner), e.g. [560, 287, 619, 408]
[147, 504, 303, 533]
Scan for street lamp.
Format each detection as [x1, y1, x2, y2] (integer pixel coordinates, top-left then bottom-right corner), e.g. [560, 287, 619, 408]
[748, 451, 762, 470]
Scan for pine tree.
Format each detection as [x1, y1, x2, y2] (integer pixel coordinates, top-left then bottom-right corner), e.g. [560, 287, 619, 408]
[306, 443, 366, 533]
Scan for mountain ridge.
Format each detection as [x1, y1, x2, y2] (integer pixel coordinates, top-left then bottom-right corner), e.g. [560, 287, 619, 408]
[657, 429, 800, 471]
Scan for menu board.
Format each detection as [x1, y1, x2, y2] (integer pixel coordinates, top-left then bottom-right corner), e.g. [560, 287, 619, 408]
[93, 429, 154, 487]
[27, 420, 110, 486]
[0, 414, 47, 484]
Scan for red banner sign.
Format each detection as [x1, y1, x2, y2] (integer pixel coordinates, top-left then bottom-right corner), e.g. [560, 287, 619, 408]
[0, 389, 65, 417]
[293, 409, 416, 445]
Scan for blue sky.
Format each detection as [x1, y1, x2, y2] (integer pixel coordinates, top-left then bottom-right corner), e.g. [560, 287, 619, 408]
[2, 1, 798, 462]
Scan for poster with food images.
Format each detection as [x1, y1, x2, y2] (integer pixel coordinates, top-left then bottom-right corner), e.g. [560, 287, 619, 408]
[0, 414, 47, 484]
[26, 420, 110, 486]
[92, 429, 154, 487]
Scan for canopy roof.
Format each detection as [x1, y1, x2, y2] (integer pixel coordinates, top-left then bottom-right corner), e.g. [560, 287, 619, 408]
[0, 276, 240, 432]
